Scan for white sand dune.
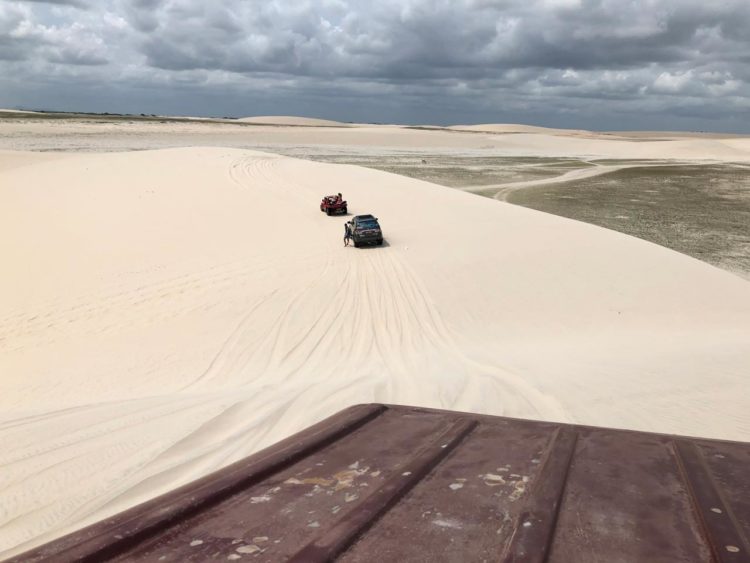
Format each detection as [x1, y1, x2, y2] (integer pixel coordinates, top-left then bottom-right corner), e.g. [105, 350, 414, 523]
[445, 124, 750, 160]
[3, 119, 750, 162]
[448, 123, 593, 136]
[1, 146, 749, 557]
[472, 132, 750, 161]
[237, 115, 349, 127]
[449, 123, 747, 142]
[0, 109, 40, 114]
[0, 150, 65, 173]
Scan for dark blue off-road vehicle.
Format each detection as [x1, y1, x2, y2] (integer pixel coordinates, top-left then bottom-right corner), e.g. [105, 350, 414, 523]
[349, 215, 383, 247]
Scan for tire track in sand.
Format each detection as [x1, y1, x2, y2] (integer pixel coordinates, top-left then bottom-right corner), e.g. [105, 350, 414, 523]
[456, 162, 670, 201]
[195, 153, 569, 419]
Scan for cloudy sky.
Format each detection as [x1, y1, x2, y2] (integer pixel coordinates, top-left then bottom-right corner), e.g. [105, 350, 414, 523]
[1, 0, 749, 131]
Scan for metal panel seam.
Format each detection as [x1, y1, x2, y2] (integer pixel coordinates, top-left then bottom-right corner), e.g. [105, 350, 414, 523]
[672, 439, 750, 563]
[289, 417, 479, 562]
[502, 427, 579, 563]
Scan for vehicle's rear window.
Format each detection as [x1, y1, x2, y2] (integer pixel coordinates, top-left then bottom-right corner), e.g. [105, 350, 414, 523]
[358, 221, 379, 230]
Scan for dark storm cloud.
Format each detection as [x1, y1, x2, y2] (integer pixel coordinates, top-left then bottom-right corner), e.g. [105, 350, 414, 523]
[131, 1, 750, 77]
[1, 0, 749, 130]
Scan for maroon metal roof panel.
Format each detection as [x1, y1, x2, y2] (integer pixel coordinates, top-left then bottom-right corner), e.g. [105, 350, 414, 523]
[10, 404, 750, 562]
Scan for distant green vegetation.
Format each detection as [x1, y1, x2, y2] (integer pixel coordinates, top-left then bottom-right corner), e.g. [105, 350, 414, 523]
[0, 110, 236, 124]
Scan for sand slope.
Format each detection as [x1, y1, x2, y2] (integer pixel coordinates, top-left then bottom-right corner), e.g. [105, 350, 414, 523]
[237, 115, 349, 126]
[448, 123, 593, 136]
[1, 147, 749, 556]
[0, 109, 40, 114]
[3, 119, 750, 161]
[226, 126, 745, 160]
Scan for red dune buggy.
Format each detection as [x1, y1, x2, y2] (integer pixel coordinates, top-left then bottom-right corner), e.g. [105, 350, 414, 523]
[320, 195, 348, 215]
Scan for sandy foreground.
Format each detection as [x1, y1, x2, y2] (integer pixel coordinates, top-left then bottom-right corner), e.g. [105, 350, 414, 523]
[1, 122, 750, 556]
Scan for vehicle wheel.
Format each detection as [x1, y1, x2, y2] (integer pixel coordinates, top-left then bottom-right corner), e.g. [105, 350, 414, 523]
[353, 241, 360, 248]
[326, 209, 331, 216]
[343, 207, 347, 214]
[377, 239, 383, 246]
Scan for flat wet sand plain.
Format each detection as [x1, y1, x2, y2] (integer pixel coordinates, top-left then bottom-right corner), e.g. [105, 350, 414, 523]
[506, 164, 750, 280]
[303, 153, 593, 187]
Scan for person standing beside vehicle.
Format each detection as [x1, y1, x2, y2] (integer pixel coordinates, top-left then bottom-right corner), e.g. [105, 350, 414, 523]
[344, 221, 352, 246]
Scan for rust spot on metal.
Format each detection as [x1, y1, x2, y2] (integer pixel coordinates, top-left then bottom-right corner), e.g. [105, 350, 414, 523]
[288, 418, 477, 562]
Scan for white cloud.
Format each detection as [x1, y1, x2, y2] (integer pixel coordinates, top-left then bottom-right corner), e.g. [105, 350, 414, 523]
[653, 70, 694, 94]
